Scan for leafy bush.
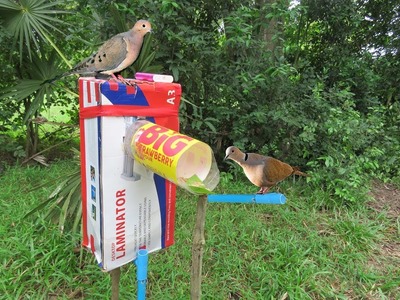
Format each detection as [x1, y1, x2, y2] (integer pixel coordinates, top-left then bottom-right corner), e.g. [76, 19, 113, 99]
[0, 134, 25, 161]
[1, 0, 399, 205]
[304, 92, 400, 203]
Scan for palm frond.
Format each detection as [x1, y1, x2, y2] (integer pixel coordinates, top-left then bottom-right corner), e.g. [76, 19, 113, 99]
[109, 4, 129, 33]
[0, 80, 43, 103]
[0, 50, 66, 121]
[24, 149, 82, 233]
[0, 0, 69, 61]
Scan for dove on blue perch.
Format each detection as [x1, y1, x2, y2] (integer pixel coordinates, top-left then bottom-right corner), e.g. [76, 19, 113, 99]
[224, 146, 308, 194]
[208, 193, 286, 204]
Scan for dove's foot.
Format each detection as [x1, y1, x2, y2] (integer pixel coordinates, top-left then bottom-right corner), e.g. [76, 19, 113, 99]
[256, 187, 270, 194]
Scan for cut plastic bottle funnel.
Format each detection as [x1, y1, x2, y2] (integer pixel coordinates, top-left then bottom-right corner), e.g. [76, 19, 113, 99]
[124, 120, 220, 194]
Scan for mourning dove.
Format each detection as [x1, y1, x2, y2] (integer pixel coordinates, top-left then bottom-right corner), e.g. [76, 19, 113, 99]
[46, 20, 152, 83]
[224, 146, 307, 194]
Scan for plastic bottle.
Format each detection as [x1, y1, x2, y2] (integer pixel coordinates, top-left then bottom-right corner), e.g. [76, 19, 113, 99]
[124, 119, 220, 194]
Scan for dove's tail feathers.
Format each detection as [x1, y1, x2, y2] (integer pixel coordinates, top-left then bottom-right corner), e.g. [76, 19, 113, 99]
[67, 60, 91, 75]
[41, 68, 85, 86]
[67, 54, 104, 76]
[40, 73, 66, 85]
[292, 167, 308, 177]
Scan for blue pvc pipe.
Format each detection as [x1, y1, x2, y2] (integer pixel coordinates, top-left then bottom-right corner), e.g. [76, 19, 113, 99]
[208, 193, 286, 204]
[135, 249, 148, 300]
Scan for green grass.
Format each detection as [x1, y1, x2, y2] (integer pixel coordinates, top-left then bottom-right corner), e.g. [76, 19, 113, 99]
[0, 161, 399, 299]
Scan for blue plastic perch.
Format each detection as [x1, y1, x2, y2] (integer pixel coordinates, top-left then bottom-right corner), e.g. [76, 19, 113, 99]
[135, 249, 149, 300]
[208, 193, 286, 204]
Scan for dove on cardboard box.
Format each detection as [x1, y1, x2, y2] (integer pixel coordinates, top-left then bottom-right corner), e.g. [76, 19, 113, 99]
[79, 77, 181, 271]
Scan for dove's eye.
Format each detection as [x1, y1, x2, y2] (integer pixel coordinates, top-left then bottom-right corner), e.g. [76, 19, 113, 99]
[142, 24, 146, 28]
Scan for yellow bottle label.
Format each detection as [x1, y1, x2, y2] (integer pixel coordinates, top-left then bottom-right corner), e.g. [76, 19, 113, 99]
[132, 123, 201, 183]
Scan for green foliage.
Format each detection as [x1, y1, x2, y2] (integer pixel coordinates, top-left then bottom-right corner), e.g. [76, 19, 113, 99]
[1, 51, 63, 122]
[0, 0, 399, 205]
[25, 148, 81, 232]
[303, 89, 400, 203]
[0, 0, 70, 64]
[0, 0, 75, 158]
[364, 104, 400, 179]
[0, 134, 25, 160]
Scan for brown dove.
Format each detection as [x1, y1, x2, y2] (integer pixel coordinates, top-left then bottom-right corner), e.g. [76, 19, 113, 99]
[224, 146, 308, 194]
[46, 20, 152, 83]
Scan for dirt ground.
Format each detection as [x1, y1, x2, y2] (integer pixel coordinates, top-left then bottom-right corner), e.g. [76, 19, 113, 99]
[369, 181, 400, 220]
[368, 180, 400, 291]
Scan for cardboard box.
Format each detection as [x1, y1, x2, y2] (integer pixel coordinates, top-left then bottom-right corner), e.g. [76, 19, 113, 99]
[79, 78, 181, 271]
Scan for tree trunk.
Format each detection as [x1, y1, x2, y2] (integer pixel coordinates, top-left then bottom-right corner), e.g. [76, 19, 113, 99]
[23, 98, 39, 158]
[256, 0, 289, 58]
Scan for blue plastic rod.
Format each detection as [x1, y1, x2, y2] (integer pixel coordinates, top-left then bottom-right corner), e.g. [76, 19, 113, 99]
[135, 249, 149, 300]
[208, 193, 286, 204]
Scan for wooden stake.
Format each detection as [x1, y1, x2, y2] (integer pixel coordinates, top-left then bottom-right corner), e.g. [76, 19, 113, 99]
[190, 194, 208, 300]
[110, 267, 121, 300]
